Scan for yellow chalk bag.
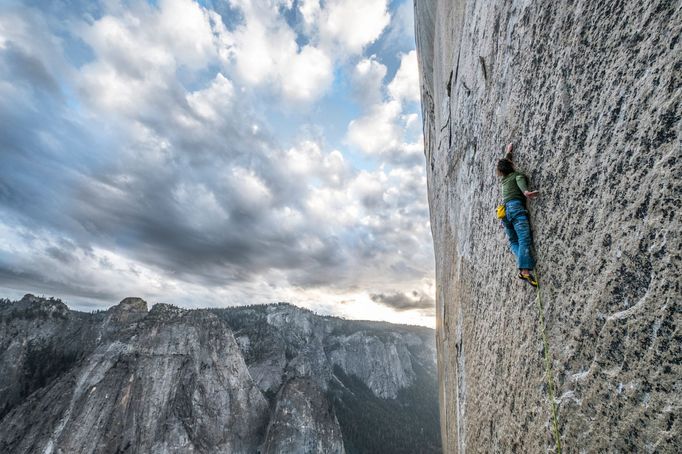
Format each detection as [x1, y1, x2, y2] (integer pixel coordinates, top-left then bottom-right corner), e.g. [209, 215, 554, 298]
[496, 204, 506, 220]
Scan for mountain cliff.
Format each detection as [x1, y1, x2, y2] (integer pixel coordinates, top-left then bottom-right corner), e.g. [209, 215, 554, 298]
[0, 295, 440, 454]
[414, 0, 680, 452]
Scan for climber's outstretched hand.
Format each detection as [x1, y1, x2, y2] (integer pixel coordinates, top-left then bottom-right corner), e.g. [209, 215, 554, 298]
[524, 190, 540, 200]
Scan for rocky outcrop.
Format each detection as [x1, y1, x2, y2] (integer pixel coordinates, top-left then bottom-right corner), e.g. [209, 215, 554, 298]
[218, 303, 437, 400]
[414, 0, 681, 452]
[326, 331, 417, 399]
[0, 294, 101, 420]
[263, 378, 344, 454]
[0, 296, 269, 454]
[0, 296, 441, 453]
[217, 303, 441, 453]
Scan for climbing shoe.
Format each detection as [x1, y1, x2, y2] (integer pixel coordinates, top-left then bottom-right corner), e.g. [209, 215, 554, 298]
[517, 272, 538, 287]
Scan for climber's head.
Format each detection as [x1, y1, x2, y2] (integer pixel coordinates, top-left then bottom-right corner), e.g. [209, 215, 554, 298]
[496, 158, 514, 177]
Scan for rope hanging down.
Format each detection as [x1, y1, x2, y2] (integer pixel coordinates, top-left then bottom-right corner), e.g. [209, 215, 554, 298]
[535, 274, 562, 453]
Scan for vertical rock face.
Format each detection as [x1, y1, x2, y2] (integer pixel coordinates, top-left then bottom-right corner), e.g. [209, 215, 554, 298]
[217, 303, 441, 453]
[263, 378, 345, 454]
[219, 303, 437, 400]
[326, 331, 418, 399]
[414, 0, 681, 452]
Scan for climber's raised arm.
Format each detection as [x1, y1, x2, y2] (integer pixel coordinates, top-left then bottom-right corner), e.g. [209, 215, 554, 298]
[502, 143, 539, 200]
[505, 142, 513, 161]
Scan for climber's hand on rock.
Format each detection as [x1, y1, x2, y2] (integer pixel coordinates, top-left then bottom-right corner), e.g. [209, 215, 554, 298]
[524, 190, 539, 199]
[505, 143, 513, 158]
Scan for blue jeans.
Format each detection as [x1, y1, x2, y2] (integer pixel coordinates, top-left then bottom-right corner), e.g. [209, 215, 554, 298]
[502, 199, 535, 270]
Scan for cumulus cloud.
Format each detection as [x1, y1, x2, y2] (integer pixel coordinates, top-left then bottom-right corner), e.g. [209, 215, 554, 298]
[299, 0, 321, 28]
[76, 0, 224, 119]
[346, 49, 423, 164]
[0, 0, 434, 325]
[318, 0, 391, 54]
[281, 45, 333, 101]
[350, 55, 387, 106]
[218, 0, 391, 102]
[81, 0, 216, 72]
[380, 0, 416, 52]
[346, 100, 423, 165]
[388, 50, 420, 103]
[75, 0, 330, 105]
[285, 140, 349, 186]
[187, 73, 235, 121]
[347, 100, 401, 154]
[225, 0, 334, 102]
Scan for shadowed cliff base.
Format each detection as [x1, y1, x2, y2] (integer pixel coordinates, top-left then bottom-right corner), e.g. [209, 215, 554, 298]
[414, 0, 681, 452]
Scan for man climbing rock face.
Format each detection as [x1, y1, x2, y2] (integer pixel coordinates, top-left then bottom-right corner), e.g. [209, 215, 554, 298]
[496, 143, 539, 287]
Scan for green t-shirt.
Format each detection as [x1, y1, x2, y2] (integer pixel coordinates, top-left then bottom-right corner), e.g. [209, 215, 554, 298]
[501, 171, 529, 203]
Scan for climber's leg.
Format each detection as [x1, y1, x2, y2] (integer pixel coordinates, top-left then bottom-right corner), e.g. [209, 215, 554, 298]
[504, 199, 536, 271]
[511, 211, 535, 271]
[502, 217, 519, 258]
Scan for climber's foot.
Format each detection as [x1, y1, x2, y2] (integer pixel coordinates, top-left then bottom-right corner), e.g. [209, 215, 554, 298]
[517, 271, 538, 287]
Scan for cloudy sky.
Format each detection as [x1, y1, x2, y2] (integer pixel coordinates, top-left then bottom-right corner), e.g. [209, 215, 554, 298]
[0, 0, 435, 326]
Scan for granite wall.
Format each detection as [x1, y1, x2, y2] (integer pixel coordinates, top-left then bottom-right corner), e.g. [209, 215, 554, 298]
[414, 0, 681, 452]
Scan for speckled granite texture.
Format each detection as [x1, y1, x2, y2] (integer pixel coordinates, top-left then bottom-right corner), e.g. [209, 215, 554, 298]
[414, 0, 681, 452]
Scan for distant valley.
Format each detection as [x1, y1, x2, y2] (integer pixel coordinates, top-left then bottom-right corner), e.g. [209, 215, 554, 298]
[0, 295, 441, 454]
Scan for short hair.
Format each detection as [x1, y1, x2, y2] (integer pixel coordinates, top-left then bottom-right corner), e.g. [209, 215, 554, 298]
[497, 158, 514, 176]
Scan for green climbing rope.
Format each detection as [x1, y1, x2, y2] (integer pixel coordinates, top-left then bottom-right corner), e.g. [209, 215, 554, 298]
[535, 275, 562, 454]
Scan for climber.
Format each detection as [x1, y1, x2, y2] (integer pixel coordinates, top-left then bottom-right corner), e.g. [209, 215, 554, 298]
[496, 143, 539, 287]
